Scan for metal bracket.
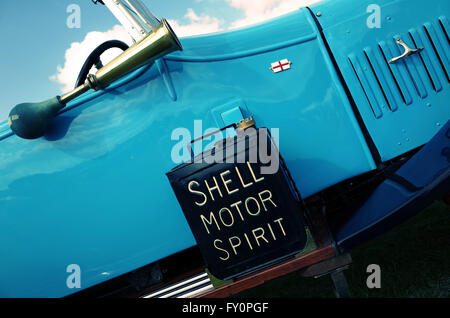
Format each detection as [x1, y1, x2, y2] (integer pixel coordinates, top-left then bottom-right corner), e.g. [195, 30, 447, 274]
[299, 253, 352, 278]
[299, 253, 352, 298]
[389, 37, 423, 64]
[329, 269, 351, 298]
[101, 0, 161, 42]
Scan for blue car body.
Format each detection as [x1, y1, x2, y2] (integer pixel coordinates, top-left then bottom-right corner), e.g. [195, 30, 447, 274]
[0, 0, 448, 297]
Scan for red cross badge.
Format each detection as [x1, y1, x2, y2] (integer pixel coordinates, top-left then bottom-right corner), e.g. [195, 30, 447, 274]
[270, 59, 292, 73]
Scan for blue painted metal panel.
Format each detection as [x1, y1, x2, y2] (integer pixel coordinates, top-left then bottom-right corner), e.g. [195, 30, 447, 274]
[311, 0, 450, 161]
[0, 8, 376, 297]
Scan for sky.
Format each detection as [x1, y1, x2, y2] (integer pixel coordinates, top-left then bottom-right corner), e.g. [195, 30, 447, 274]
[0, 0, 320, 121]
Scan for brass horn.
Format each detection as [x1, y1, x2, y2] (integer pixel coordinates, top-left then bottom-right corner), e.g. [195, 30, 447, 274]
[8, 19, 182, 139]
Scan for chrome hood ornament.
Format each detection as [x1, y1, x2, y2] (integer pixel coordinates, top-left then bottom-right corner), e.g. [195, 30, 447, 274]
[389, 37, 424, 64]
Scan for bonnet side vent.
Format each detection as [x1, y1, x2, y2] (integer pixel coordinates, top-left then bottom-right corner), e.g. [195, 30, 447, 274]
[439, 16, 450, 43]
[349, 54, 384, 118]
[422, 19, 450, 83]
[349, 16, 449, 119]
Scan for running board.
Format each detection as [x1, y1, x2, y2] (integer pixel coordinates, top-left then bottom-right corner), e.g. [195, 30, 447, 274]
[141, 245, 335, 298]
[141, 272, 214, 298]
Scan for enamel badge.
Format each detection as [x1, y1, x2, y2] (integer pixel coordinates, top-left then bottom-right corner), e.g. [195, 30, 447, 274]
[270, 59, 292, 73]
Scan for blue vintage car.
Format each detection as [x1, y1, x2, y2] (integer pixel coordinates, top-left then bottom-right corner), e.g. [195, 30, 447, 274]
[0, 0, 448, 297]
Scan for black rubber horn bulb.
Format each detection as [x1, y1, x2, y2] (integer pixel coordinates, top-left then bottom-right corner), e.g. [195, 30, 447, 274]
[8, 96, 66, 139]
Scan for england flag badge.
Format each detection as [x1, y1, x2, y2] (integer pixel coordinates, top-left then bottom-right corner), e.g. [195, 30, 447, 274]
[270, 59, 292, 73]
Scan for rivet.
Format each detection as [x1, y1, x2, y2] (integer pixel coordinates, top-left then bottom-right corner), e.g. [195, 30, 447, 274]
[316, 12, 322, 17]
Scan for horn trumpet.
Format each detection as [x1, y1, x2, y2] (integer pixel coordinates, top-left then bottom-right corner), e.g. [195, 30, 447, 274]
[8, 18, 182, 139]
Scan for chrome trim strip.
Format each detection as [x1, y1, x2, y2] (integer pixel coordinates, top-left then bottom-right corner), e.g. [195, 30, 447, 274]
[158, 279, 212, 298]
[142, 272, 212, 298]
[178, 284, 215, 298]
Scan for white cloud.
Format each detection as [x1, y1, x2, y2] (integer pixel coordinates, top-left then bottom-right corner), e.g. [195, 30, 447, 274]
[167, 8, 222, 37]
[227, 0, 321, 29]
[50, 25, 133, 94]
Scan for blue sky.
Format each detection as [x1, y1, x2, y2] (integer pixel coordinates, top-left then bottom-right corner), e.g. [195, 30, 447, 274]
[0, 0, 316, 120]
